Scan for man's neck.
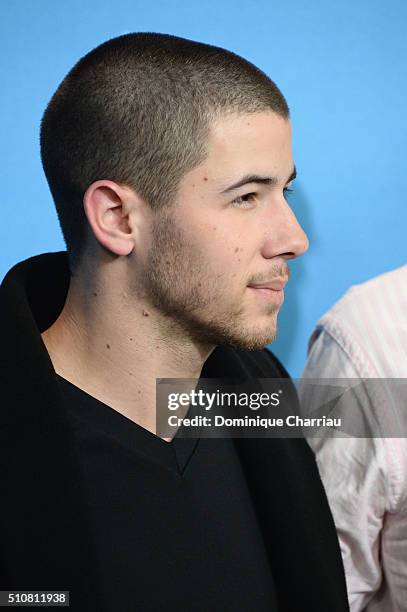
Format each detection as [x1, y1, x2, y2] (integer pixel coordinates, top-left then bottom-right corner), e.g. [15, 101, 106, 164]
[41, 278, 214, 439]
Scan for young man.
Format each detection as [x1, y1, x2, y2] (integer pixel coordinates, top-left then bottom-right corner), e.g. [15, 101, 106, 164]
[0, 33, 349, 611]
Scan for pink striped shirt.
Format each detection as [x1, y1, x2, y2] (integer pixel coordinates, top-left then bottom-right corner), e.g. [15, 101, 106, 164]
[301, 265, 407, 612]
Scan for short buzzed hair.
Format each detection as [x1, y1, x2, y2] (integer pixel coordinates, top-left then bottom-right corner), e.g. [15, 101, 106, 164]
[40, 32, 289, 272]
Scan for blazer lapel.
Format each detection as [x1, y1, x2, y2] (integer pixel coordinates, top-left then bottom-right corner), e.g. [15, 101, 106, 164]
[203, 346, 349, 611]
[234, 436, 349, 611]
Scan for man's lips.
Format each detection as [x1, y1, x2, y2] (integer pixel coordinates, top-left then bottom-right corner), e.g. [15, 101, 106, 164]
[247, 278, 288, 304]
[247, 278, 288, 291]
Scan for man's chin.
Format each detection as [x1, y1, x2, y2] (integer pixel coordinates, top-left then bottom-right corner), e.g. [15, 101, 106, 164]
[226, 329, 277, 351]
[199, 323, 278, 351]
[165, 306, 278, 350]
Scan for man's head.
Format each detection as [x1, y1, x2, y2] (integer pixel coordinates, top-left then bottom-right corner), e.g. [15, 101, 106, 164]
[41, 33, 308, 349]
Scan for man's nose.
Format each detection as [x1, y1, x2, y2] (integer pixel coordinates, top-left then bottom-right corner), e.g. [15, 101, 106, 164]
[261, 199, 309, 260]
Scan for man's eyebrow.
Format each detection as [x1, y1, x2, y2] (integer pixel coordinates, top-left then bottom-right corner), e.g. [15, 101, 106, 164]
[220, 166, 297, 194]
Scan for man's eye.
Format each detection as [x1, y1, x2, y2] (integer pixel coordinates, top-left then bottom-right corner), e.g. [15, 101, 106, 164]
[231, 193, 257, 208]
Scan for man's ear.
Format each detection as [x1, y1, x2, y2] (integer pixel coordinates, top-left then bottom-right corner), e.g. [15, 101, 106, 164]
[83, 180, 139, 257]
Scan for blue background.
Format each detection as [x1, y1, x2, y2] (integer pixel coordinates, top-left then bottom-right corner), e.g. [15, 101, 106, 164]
[1, 0, 406, 377]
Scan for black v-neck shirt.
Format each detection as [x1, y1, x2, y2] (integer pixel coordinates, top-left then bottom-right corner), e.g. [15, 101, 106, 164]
[57, 375, 277, 612]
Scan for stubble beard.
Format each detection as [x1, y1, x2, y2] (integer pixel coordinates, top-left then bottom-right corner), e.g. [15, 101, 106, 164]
[141, 211, 279, 350]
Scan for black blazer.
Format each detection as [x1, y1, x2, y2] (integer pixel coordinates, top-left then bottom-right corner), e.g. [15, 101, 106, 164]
[0, 253, 349, 612]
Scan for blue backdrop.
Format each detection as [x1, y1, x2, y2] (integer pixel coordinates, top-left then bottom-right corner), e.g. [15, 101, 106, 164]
[1, 0, 406, 377]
